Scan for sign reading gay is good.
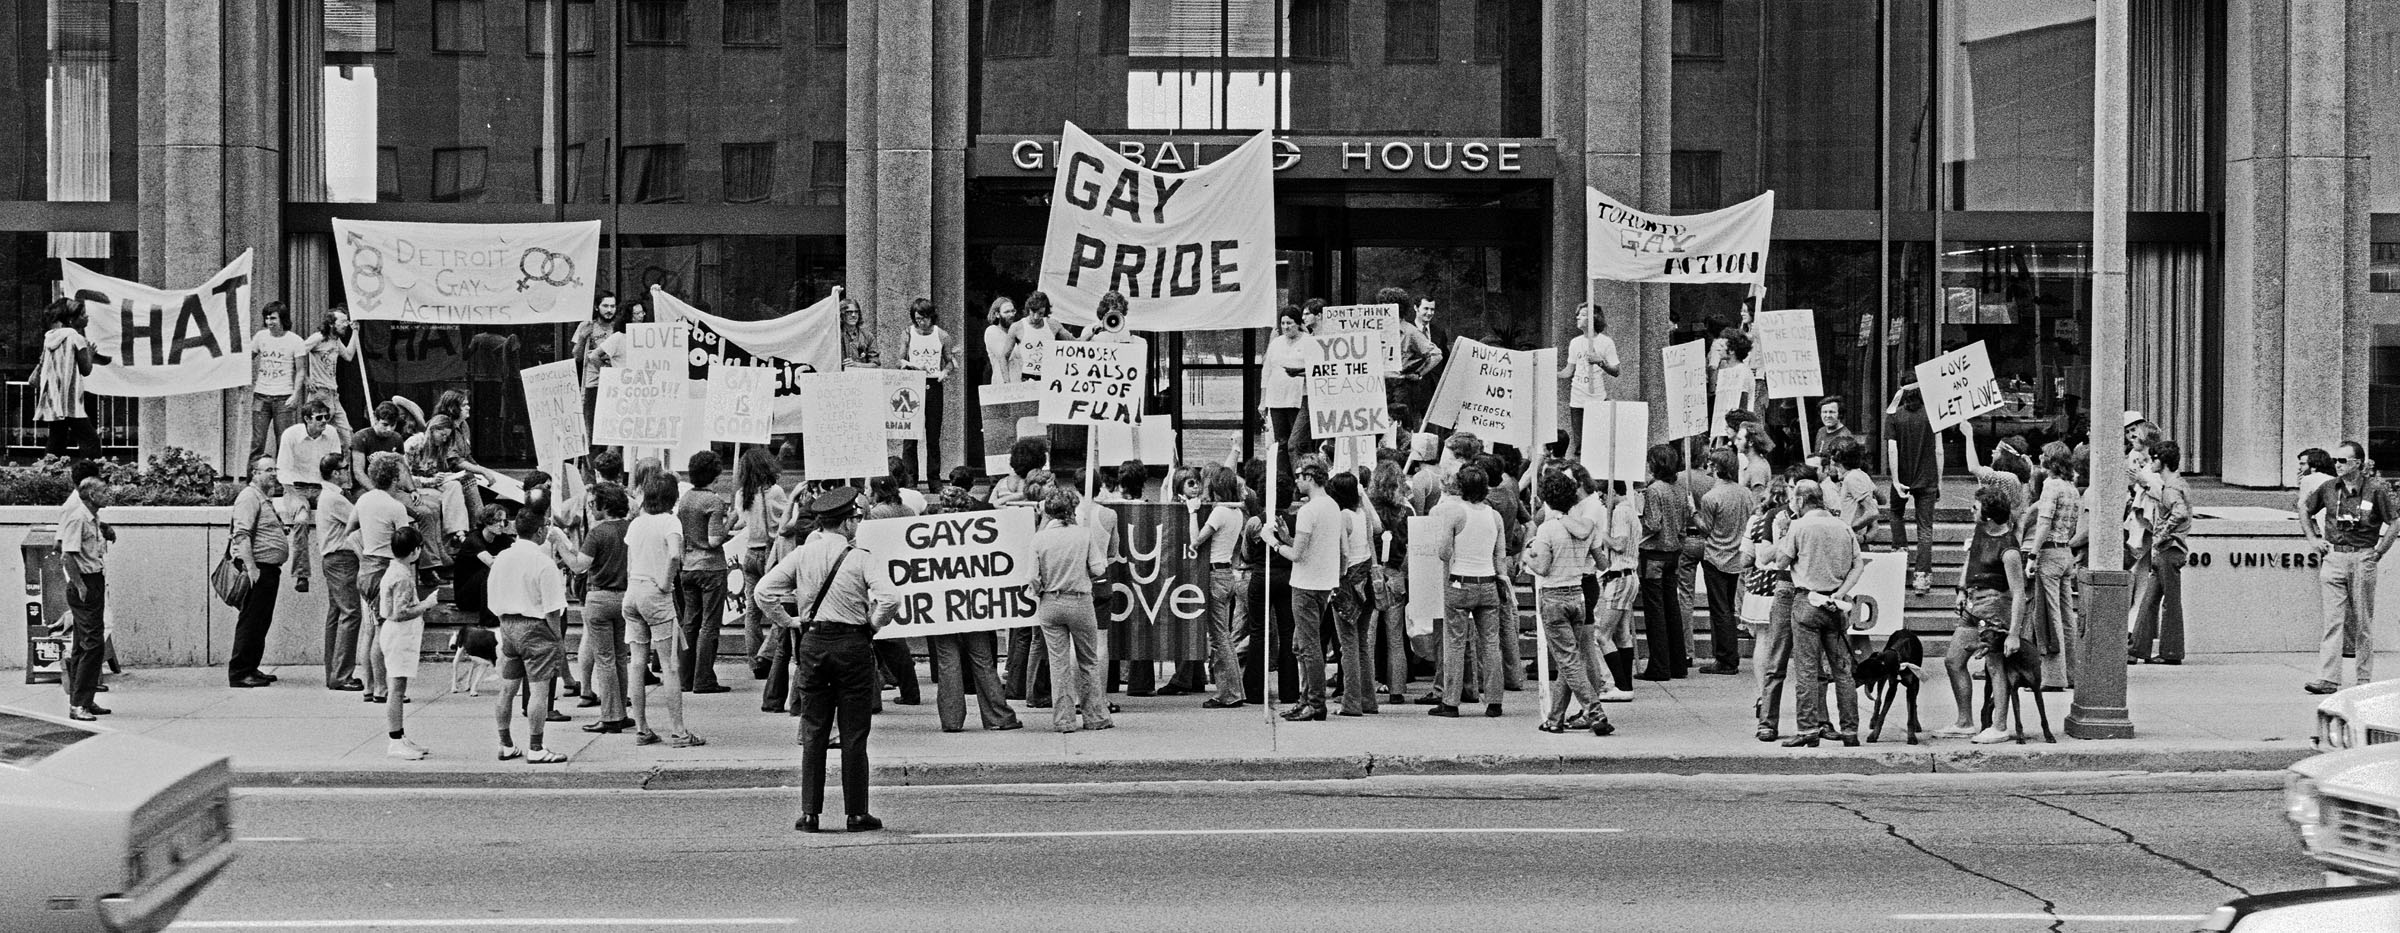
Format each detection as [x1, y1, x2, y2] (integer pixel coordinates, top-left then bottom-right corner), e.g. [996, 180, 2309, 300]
[857, 509, 1040, 640]
[335, 219, 600, 325]
[1036, 122, 1275, 332]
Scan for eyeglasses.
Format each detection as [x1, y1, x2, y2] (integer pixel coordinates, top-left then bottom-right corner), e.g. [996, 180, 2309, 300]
[2334, 457, 2356, 464]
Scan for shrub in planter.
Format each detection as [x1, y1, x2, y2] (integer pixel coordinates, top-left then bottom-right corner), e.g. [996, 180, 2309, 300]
[0, 447, 241, 507]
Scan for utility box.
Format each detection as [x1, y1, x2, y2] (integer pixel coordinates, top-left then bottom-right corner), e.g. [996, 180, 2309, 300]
[22, 526, 65, 684]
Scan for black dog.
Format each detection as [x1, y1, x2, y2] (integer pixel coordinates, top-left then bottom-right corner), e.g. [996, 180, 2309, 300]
[1855, 630, 1925, 745]
[448, 626, 500, 696]
[1979, 639, 2058, 744]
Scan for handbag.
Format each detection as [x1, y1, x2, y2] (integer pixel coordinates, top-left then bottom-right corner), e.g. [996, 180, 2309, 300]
[211, 539, 251, 608]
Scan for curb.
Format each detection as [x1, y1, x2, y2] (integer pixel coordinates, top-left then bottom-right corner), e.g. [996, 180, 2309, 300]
[231, 743, 2319, 791]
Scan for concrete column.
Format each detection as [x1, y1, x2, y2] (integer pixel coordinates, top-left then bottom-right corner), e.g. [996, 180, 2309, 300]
[1570, 0, 1673, 439]
[2221, 0, 2372, 487]
[931, 0, 971, 474]
[137, 0, 283, 473]
[2071, 0, 2133, 740]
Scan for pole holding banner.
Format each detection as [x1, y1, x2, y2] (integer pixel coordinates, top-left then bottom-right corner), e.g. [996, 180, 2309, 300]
[1263, 441, 1278, 727]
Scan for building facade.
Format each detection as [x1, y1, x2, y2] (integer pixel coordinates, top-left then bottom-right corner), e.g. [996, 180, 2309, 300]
[0, 0, 2382, 486]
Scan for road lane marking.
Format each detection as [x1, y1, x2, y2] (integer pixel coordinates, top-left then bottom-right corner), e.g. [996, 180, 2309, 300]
[173, 920, 799, 929]
[1893, 915, 2200, 923]
[236, 837, 307, 843]
[912, 828, 1626, 839]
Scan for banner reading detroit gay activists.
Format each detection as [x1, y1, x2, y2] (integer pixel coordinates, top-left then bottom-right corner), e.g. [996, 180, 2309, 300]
[60, 251, 255, 397]
[1586, 188, 1774, 284]
[335, 219, 600, 325]
[856, 509, 1040, 640]
[1036, 122, 1275, 332]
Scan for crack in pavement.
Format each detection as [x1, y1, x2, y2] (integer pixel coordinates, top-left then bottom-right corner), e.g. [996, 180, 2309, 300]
[1822, 801, 2067, 933]
[2015, 795, 2253, 897]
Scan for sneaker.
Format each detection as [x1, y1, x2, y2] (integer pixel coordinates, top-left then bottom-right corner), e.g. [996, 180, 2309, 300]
[388, 739, 428, 761]
[1932, 725, 1978, 738]
[524, 747, 568, 764]
[496, 745, 523, 761]
[402, 737, 429, 756]
[2303, 681, 2342, 695]
[1910, 571, 1931, 595]
[1968, 728, 2013, 745]
[667, 731, 707, 748]
[635, 730, 663, 746]
[1596, 689, 1636, 703]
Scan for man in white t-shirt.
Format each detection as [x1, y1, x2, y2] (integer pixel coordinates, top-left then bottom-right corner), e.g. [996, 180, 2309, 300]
[249, 301, 309, 466]
[1564, 301, 1623, 456]
[1009, 294, 1056, 382]
[1267, 459, 1342, 721]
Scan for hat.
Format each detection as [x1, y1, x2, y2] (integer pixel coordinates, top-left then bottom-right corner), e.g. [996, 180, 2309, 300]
[1409, 432, 1440, 463]
[390, 395, 425, 428]
[2123, 410, 2146, 428]
[809, 486, 861, 522]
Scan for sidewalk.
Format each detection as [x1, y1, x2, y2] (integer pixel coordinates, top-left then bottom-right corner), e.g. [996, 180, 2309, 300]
[1, 654, 2335, 789]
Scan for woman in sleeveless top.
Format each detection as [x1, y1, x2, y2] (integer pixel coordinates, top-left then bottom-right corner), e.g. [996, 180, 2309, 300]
[1949, 485, 2031, 743]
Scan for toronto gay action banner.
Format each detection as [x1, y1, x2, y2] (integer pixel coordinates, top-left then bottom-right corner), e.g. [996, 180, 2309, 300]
[1037, 122, 1276, 332]
[1586, 188, 1774, 284]
[335, 219, 600, 325]
[59, 251, 254, 396]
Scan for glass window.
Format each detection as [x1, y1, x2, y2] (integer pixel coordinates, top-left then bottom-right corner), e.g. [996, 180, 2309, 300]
[375, 0, 396, 51]
[1671, 150, 1721, 210]
[620, 144, 688, 203]
[815, 0, 846, 46]
[430, 146, 490, 202]
[376, 147, 401, 200]
[1291, 0, 1348, 62]
[1940, 1, 2094, 210]
[433, 0, 488, 53]
[724, 0, 782, 46]
[986, 0, 1055, 58]
[0, 0, 141, 203]
[1383, 0, 1438, 64]
[1939, 242, 2091, 442]
[627, 0, 689, 45]
[1472, 0, 1508, 63]
[722, 142, 776, 203]
[810, 140, 846, 197]
[524, 0, 596, 55]
[1672, 0, 1722, 59]
[1670, 0, 1877, 209]
[1098, 0, 1130, 55]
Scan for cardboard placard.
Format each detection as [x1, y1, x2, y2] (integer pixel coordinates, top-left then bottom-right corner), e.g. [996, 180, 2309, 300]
[1661, 341, 1711, 439]
[1306, 330, 1391, 439]
[856, 509, 1041, 640]
[703, 366, 775, 444]
[797, 371, 888, 479]
[1580, 401, 1649, 483]
[519, 359, 587, 468]
[1753, 308, 1823, 399]
[1039, 340, 1146, 425]
[1914, 341, 2003, 432]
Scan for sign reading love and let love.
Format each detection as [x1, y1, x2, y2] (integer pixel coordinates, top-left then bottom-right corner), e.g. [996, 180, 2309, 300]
[1914, 340, 2004, 432]
[59, 251, 255, 397]
[335, 219, 600, 325]
[1037, 122, 1276, 332]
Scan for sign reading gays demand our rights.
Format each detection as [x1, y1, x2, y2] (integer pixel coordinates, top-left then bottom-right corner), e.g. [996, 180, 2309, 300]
[855, 509, 1040, 640]
[1036, 122, 1275, 332]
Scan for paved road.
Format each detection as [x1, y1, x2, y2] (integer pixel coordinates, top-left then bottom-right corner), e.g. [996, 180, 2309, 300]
[172, 773, 2319, 932]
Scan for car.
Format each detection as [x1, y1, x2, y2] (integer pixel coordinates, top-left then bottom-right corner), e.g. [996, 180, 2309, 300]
[0, 706, 238, 933]
[2284, 743, 2400, 887]
[2198, 883, 2400, 932]
[2313, 680, 2400, 749]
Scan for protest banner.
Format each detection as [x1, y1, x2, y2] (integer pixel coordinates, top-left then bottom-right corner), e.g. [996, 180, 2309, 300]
[1585, 188, 1774, 284]
[1037, 122, 1276, 332]
[661, 286, 843, 378]
[1580, 401, 1650, 483]
[59, 251, 254, 397]
[1306, 330, 1390, 439]
[1103, 502, 1212, 661]
[591, 368, 687, 447]
[519, 359, 587, 469]
[334, 219, 600, 325]
[1318, 303, 1401, 372]
[704, 365, 775, 444]
[1661, 341, 1711, 438]
[797, 370, 887, 479]
[1039, 340, 1146, 425]
[1405, 516, 1444, 636]
[856, 509, 1041, 640]
[1422, 337, 1556, 452]
[1914, 340, 2003, 432]
[1753, 309, 1824, 399]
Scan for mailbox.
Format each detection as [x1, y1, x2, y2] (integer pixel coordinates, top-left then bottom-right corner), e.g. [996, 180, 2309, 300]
[22, 526, 66, 684]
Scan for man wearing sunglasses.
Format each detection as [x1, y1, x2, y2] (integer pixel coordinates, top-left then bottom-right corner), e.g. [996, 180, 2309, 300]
[2300, 440, 2396, 694]
[277, 399, 350, 593]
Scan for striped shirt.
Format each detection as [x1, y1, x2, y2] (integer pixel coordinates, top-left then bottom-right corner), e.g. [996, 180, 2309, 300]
[34, 327, 88, 421]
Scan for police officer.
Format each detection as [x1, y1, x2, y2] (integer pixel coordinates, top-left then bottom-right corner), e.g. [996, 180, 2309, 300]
[754, 487, 887, 832]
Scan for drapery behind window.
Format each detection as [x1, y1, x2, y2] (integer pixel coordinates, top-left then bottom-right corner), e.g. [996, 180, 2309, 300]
[2127, 243, 2206, 468]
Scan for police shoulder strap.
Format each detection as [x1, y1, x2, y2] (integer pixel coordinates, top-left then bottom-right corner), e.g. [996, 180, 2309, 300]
[803, 545, 856, 625]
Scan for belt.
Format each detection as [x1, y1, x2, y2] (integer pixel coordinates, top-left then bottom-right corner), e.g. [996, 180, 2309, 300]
[1211, 562, 1232, 569]
[1450, 574, 1496, 584]
[1599, 569, 1634, 581]
[1806, 589, 1840, 598]
[1039, 589, 1091, 598]
[2039, 541, 2072, 550]
[807, 621, 874, 635]
[2332, 543, 2376, 553]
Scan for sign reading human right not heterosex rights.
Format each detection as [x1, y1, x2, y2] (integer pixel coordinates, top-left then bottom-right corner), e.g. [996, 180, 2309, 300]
[1036, 122, 1276, 332]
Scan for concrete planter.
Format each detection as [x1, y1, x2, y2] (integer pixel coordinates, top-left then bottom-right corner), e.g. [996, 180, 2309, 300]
[1, 505, 330, 670]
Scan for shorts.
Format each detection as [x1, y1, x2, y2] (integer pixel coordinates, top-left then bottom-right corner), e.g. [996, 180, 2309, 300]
[622, 581, 678, 645]
[499, 614, 566, 682]
[1597, 571, 1638, 612]
[379, 617, 424, 679]
[1958, 587, 2009, 632]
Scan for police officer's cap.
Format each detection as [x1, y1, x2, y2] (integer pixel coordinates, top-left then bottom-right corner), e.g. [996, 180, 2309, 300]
[810, 486, 861, 522]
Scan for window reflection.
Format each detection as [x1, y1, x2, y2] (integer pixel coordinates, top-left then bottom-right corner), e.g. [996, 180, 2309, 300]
[0, 0, 136, 203]
[1939, 0, 2095, 211]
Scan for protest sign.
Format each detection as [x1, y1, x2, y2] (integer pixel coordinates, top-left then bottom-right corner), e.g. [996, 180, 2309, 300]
[704, 365, 775, 444]
[591, 368, 687, 447]
[1422, 337, 1555, 452]
[1039, 340, 1146, 425]
[1661, 341, 1711, 438]
[857, 509, 1042, 640]
[1095, 419, 1176, 464]
[1104, 503, 1212, 661]
[334, 219, 599, 324]
[1580, 401, 1650, 483]
[59, 252, 254, 397]
[661, 286, 842, 379]
[797, 371, 887, 479]
[623, 322, 687, 374]
[1306, 330, 1390, 439]
[1037, 122, 1276, 332]
[519, 359, 587, 469]
[1753, 309, 1824, 399]
[883, 370, 929, 439]
[1844, 552, 1908, 638]
[1914, 340, 2003, 432]
[1406, 516, 1444, 636]
[1327, 435, 1376, 473]
[1585, 188, 1774, 284]
[1318, 303, 1400, 372]
[1711, 364, 1751, 437]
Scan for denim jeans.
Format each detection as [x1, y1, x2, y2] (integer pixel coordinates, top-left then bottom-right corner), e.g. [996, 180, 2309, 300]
[675, 568, 728, 690]
[2128, 548, 2186, 662]
[1291, 587, 1335, 710]
[320, 550, 361, 686]
[249, 392, 294, 463]
[1791, 600, 1859, 736]
[2031, 545, 2079, 688]
[1887, 484, 1939, 579]
[1438, 579, 1505, 707]
[1207, 567, 1245, 704]
[931, 631, 1017, 731]
[583, 589, 629, 722]
[1749, 586, 1797, 731]
[1038, 596, 1110, 731]
[1537, 585, 1603, 721]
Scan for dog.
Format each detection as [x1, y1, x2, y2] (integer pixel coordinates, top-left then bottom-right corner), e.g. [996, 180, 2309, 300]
[448, 626, 499, 696]
[1855, 630, 1926, 745]
[1978, 637, 2058, 744]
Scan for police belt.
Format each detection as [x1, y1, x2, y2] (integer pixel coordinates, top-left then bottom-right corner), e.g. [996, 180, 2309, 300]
[802, 620, 875, 637]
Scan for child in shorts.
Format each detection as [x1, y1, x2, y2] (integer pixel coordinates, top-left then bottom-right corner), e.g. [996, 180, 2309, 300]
[380, 526, 440, 760]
